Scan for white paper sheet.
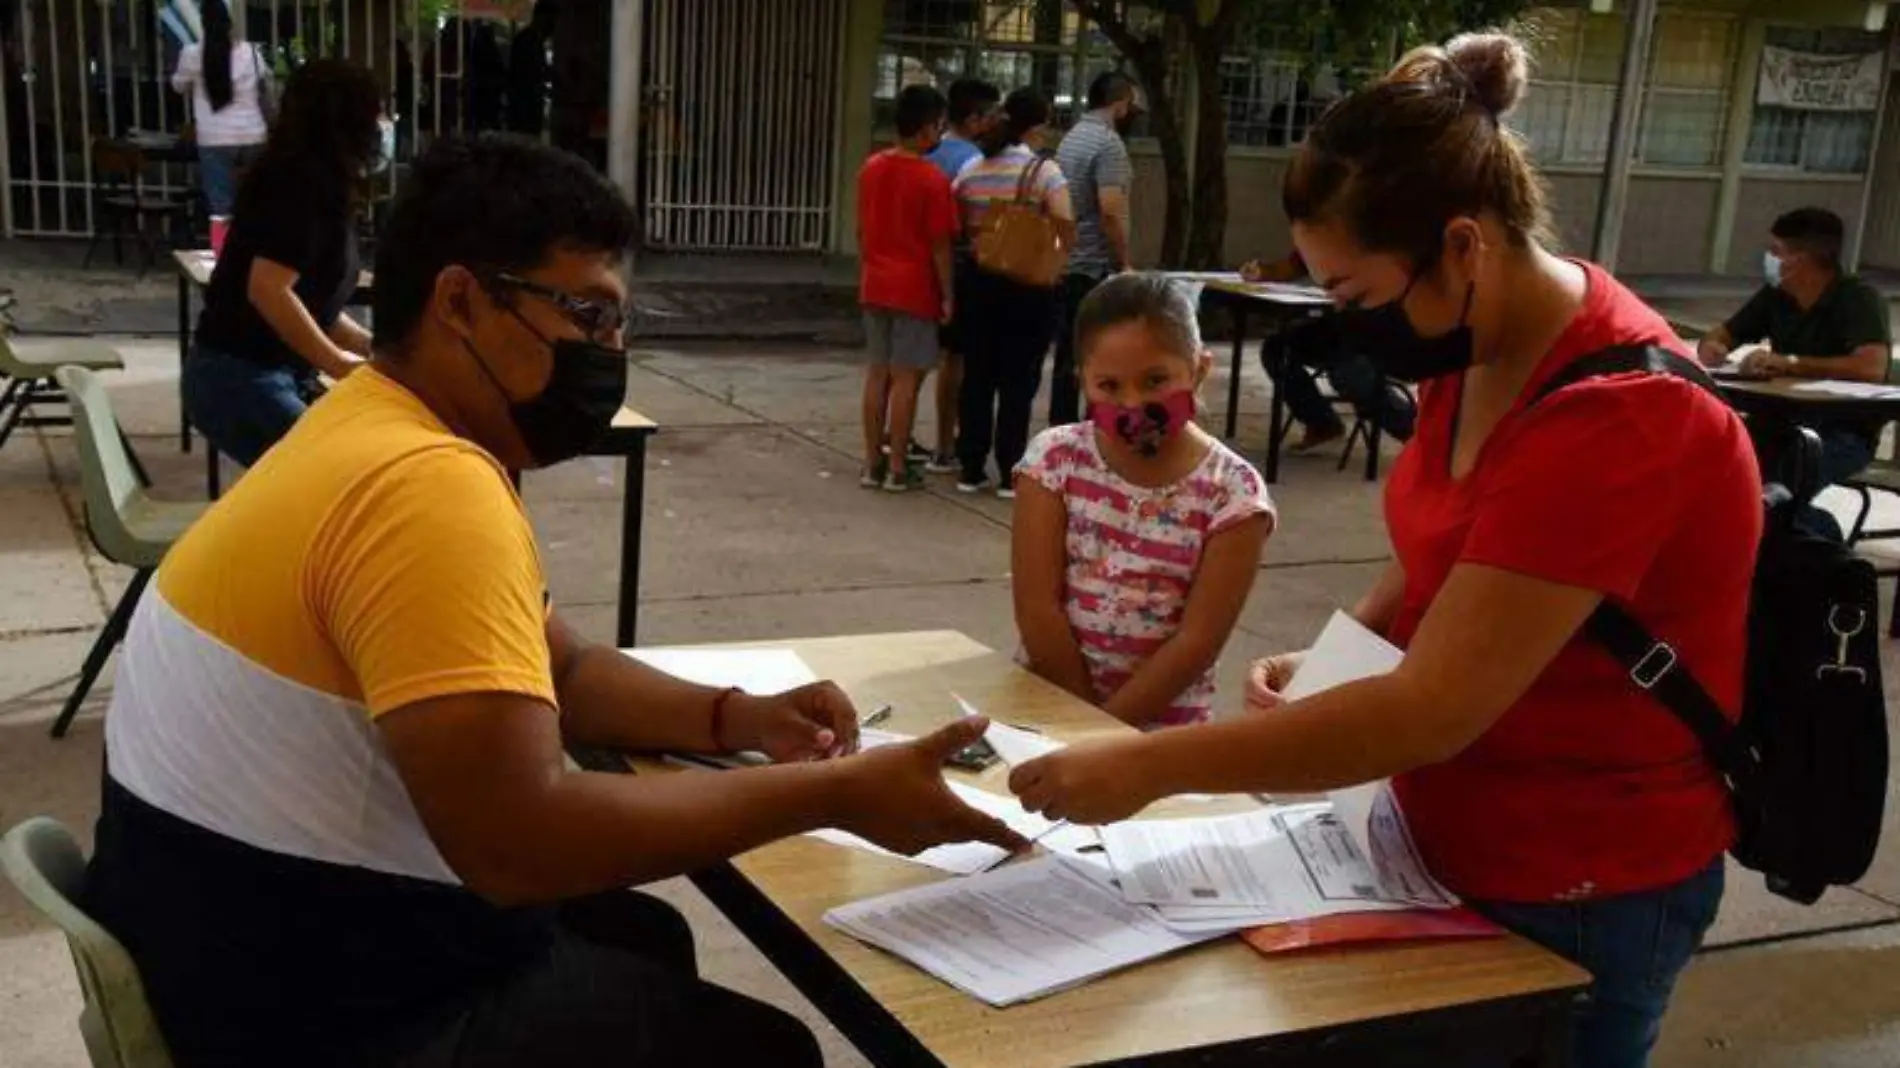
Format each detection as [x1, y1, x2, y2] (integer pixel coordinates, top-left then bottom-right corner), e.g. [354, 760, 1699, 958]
[824, 856, 1220, 1007]
[806, 781, 1055, 876]
[1790, 380, 1900, 399]
[983, 720, 1064, 767]
[627, 648, 819, 695]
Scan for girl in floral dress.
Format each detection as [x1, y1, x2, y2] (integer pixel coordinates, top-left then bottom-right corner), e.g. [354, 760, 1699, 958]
[1012, 272, 1275, 728]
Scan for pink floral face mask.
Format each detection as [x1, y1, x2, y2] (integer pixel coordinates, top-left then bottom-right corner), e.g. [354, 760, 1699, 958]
[1088, 390, 1197, 458]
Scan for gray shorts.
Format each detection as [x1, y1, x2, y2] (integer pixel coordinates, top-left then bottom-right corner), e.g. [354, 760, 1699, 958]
[863, 309, 940, 371]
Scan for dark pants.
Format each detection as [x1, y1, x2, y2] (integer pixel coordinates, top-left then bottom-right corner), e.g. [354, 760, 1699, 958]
[958, 267, 1058, 484]
[1471, 858, 1723, 1068]
[1807, 428, 1877, 541]
[180, 341, 312, 467]
[1050, 271, 1106, 425]
[393, 891, 821, 1068]
[196, 144, 262, 217]
[1264, 316, 1415, 441]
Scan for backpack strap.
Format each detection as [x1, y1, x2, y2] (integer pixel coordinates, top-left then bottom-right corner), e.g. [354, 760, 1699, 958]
[1527, 343, 1756, 788]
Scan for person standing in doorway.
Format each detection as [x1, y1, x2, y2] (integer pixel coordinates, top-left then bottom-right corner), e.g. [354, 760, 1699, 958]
[952, 88, 1075, 498]
[921, 78, 1002, 472]
[1049, 72, 1142, 426]
[507, 1, 557, 138]
[171, 0, 269, 223]
[856, 85, 958, 492]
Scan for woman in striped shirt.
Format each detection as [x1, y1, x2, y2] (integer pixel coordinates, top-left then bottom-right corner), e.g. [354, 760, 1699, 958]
[1012, 273, 1275, 728]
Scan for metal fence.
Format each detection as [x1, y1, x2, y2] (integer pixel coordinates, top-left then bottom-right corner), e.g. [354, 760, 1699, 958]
[641, 0, 846, 251]
[0, 0, 523, 239]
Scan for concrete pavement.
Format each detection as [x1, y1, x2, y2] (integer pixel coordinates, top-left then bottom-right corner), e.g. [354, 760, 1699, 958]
[2, 335, 1900, 1066]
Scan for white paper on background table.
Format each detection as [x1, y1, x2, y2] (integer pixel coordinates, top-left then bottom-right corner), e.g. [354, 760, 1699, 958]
[806, 781, 1059, 876]
[627, 647, 819, 695]
[1790, 380, 1900, 399]
[824, 856, 1220, 1007]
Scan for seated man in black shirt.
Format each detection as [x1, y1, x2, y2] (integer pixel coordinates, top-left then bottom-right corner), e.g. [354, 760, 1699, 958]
[1243, 251, 1415, 453]
[1696, 207, 1893, 537]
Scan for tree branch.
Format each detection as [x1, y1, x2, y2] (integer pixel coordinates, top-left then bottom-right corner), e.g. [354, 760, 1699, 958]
[1067, 0, 1146, 59]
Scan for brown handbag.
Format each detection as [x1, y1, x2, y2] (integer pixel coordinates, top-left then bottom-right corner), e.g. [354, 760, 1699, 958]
[973, 157, 1066, 288]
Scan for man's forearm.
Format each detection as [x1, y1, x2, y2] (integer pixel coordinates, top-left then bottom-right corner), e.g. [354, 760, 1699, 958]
[476, 760, 848, 904]
[1103, 212, 1132, 270]
[557, 643, 725, 752]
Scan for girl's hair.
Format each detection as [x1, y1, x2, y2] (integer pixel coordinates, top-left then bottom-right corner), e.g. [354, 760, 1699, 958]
[250, 59, 383, 205]
[1282, 31, 1552, 265]
[202, 0, 234, 112]
[977, 87, 1053, 158]
[1074, 272, 1203, 367]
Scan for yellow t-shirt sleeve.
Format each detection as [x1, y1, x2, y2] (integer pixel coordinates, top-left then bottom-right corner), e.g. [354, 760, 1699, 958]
[306, 444, 556, 717]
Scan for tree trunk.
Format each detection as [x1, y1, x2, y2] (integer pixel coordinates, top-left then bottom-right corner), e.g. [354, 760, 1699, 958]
[1132, 50, 1190, 267]
[1184, 30, 1230, 269]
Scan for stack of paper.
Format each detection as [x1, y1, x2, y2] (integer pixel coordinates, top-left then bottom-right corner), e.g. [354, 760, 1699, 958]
[1791, 380, 1900, 400]
[825, 856, 1220, 1007]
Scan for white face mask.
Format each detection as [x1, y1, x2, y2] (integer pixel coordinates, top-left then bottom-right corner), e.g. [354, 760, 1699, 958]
[1764, 250, 1784, 288]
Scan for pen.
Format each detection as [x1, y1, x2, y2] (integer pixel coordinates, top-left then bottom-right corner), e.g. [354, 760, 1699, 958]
[860, 704, 893, 729]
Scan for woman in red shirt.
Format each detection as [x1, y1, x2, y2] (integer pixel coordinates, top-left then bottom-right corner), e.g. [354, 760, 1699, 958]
[1007, 32, 1760, 1068]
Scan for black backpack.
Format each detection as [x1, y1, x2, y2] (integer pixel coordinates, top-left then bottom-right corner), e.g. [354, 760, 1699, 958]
[1531, 345, 1888, 905]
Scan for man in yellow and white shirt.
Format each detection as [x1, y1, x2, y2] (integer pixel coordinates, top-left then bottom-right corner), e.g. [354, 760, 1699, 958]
[84, 135, 1021, 1068]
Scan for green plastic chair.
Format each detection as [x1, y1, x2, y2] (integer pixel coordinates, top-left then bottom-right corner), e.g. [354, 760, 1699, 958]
[0, 818, 174, 1068]
[50, 367, 205, 739]
[0, 330, 127, 454]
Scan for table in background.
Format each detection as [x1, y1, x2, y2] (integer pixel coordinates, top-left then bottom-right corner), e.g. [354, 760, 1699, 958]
[1175, 276, 1333, 482]
[1714, 373, 1900, 426]
[622, 631, 1588, 1068]
[172, 250, 657, 648]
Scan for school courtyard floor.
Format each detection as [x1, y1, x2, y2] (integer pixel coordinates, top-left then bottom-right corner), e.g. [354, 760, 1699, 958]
[4, 335, 1900, 1067]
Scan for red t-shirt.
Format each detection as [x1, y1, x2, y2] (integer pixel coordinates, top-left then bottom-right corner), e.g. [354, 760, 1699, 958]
[1387, 263, 1762, 903]
[856, 149, 958, 323]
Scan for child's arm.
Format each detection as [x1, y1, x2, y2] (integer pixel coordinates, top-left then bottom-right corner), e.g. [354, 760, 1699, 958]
[932, 236, 954, 323]
[1012, 480, 1095, 702]
[1102, 515, 1272, 727]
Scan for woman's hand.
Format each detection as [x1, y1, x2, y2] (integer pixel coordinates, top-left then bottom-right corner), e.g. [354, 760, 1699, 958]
[1244, 651, 1305, 712]
[1008, 737, 1159, 824]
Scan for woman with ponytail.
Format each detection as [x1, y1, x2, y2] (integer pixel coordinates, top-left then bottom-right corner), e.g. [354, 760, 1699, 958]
[171, 0, 270, 219]
[949, 87, 1076, 496]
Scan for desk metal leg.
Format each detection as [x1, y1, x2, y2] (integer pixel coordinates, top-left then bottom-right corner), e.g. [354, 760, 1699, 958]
[205, 445, 220, 501]
[1225, 304, 1249, 439]
[178, 272, 193, 454]
[1265, 341, 1287, 485]
[615, 434, 647, 648]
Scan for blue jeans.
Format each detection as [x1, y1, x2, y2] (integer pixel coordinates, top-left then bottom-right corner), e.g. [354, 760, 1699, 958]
[181, 342, 309, 467]
[1471, 858, 1724, 1068]
[196, 145, 260, 216]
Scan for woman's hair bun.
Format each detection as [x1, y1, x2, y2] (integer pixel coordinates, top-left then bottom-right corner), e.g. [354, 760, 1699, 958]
[1445, 31, 1529, 119]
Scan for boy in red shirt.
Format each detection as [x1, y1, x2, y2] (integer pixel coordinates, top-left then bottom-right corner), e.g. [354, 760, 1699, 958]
[857, 84, 957, 491]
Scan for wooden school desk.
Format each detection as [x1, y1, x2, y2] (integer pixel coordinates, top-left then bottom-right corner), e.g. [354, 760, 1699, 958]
[616, 631, 1589, 1068]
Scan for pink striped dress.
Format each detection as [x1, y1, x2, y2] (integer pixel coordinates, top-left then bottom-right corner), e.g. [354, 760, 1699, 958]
[1015, 424, 1275, 726]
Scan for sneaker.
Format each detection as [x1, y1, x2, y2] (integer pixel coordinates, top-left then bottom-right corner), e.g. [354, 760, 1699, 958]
[925, 452, 959, 474]
[883, 466, 926, 493]
[859, 457, 889, 488]
[907, 438, 932, 462]
[996, 486, 1017, 501]
[956, 474, 992, 494]
[1288, 425, 1346, 455]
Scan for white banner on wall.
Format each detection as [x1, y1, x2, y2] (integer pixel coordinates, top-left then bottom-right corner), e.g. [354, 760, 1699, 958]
[1757, 46, 1883, 112]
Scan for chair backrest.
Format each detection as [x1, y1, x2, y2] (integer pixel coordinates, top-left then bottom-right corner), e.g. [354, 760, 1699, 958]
[54, 367, 149, 567]
[91, 141, 145, 191]
[1, 818, 174, 1068]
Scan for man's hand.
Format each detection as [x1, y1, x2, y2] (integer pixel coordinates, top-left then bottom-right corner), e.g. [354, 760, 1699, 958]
[722, 682, 862, 762]
[1008, 735, 1158, 825]
[1739, 345, 1791, 378]
[1239, 259, 1267, 283]
[834, 718, 1030, 855]
[1695, 336, 1731, 367]
[941, 296, 955, 325]
[1244, 651, 1305, 712]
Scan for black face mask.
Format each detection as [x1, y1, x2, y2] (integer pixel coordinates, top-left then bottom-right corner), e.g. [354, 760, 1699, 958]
[1340, 271, 1477, 384]
[465, 317, 628, 467]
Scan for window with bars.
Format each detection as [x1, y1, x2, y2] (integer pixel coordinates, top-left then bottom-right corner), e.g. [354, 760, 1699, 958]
[875, 0, 1098, 130]
[1512, 8, 1739, 170]
[1744, 27, 1881, 175]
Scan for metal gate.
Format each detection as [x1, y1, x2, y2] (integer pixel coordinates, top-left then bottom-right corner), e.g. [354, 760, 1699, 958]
[641, 0, 845, 252]
[0, 0, 539, 238]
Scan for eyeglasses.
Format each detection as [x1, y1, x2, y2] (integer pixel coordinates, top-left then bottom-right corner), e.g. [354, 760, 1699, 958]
[491, 273, 632, 341]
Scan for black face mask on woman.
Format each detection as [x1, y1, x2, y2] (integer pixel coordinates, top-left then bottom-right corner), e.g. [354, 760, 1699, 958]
[1339, 265, 1477, 384]
[464, 312, 628, 468]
